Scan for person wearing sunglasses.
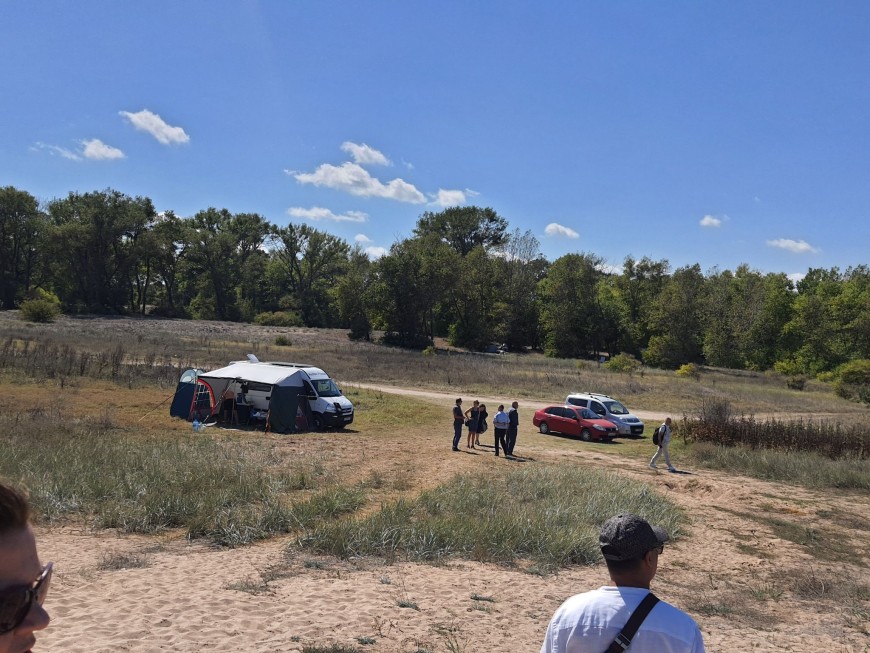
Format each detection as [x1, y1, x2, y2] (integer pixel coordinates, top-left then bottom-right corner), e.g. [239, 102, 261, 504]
[0, 481, 51, 653]
[540, 513, 705, 653]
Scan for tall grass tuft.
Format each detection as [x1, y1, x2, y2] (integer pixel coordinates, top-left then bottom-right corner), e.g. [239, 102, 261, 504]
[298, 465, 683, 570]
[681, 398, 869, 459]
[0, 408, 355, 546]
[686, 442, 870, 490]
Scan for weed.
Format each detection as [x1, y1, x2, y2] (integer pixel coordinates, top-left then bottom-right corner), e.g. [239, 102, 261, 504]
[96, 552, 148, 571]
[302, 646, 362, 653]
[432, 621, 468, 653]
[470, 593, 495, 602]
[355, 636, 376, 645]
[397, 599, 419, 610]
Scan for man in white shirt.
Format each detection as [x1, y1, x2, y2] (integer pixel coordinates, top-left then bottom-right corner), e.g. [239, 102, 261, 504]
[650, 416, 676, 472]
[540, 513, 705, 653]
[492, 404, 510, 456]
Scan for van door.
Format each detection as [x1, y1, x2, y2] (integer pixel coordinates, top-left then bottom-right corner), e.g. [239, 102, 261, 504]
[590, 401, 606, 417]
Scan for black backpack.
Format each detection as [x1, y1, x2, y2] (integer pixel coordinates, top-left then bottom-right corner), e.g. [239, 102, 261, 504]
[652, 426, 661, 446]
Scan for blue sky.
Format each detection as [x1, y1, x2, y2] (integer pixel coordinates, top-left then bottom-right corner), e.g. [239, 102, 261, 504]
[3, 1, 868, 280]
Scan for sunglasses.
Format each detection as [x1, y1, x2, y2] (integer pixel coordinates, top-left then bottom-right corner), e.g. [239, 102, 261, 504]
[0, 562, 53, 635]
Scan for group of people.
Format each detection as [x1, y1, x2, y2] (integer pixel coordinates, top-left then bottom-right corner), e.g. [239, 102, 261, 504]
[451, 398, 519, 457]
[0, 476, 704, 653]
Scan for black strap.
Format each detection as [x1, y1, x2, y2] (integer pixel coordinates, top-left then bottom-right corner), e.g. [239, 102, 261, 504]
[604, 592, 660, 653]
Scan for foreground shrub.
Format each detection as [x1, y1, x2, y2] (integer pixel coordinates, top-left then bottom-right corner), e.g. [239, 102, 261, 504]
[675, 363, 700, 380]
[685, 442, 870, 490]
[299, 465, 683, 570]
[0, 410, 347, 546]
[832, 359, 870, 406]
[255, 311, 303, 327]
[605, 353, 641, 374]
[682, 399, 869, 459]
[19, 299, 61, 323]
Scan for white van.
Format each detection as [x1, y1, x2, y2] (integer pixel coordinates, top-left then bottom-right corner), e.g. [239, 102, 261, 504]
[565, 392, 644, 436]
[293, 364, 355, 429]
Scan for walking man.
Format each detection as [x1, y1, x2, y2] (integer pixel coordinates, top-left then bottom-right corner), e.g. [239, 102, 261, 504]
[505, 401, 519, 457]
[649, 416, 676, 472]
[492, 404, 509, 456]
[451, 398, 463, 451]
[540, 513, 705, 653]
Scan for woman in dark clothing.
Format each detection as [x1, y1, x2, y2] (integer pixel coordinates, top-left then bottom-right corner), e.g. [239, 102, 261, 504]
[464, 400, 481, 449]
[475, 403, 489, 447]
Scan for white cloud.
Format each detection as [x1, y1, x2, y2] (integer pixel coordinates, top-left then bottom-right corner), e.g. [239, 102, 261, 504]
[82, 138, 125, 160]
[597, 263, 623, 275]
[33, 141, 81, 161]
[354, 234, 373, 243]
[291, 162, 426, 203]
[544, 222, 579, 239]
[340, 141, 390, 166]
[287, 206, 368, 223]
[787, 272, 806, 285]
[766, 238, 819, 254]
[699, 214, 722, 228]
[119, 109, 190, 145]
[365, 246, 387, 259]
[430, 188, 467, 207]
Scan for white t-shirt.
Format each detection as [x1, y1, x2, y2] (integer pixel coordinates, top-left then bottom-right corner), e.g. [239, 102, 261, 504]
[541, 586, 705, 653]
[659, 423, 672, 445]
[493, 410, 510, 429]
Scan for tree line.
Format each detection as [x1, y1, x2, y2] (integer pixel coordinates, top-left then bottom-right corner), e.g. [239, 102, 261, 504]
[3, 185, 870, 380]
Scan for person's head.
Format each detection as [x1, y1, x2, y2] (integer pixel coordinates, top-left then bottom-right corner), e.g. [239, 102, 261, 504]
[479, 403, 486, 410]
[0, 482, 51, 653]
[665, 417, 672, 425]
[473, 400, 479, 407]
[456, 398, 462, 406]
[511, 401, 518, 409]
[599, 513, 669, 589]
[498, 404, 504, 411]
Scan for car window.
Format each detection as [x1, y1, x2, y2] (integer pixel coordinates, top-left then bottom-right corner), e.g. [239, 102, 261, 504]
[567, 397, 588, 407]
[545, 407, 561, 416]
[603, 400, 628, 415]
[591, 401, 605, 415]
[579, 408, 596, 419]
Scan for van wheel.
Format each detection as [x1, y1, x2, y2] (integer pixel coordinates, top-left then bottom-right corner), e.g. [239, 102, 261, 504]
[580, 428, 592, 442]
[312, 413, 324, 431]
[539, 422, 550, 434]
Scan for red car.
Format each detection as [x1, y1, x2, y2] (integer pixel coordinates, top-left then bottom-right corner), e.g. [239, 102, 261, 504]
[532, 405, 618, 441]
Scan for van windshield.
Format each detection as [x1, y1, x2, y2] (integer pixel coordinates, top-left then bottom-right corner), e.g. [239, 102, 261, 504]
[313, 378, 342, 398]
[603, 400, 629, 415]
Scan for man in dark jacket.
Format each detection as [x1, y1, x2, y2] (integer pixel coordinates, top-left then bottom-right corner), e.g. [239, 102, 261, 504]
[505, 401, 519, 456]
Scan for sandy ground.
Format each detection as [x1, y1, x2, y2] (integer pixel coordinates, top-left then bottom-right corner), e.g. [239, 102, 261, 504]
[34, 388, 870, 653]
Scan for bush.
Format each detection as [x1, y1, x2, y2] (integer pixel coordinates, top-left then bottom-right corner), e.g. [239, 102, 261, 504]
[605, 353, 641, 374]
[786, 375, 808, 391]
[675, 363, 700, 380]
[274, 335, 292, 347]
[254, 311, 303, 327]
[19, 299, 61, 323]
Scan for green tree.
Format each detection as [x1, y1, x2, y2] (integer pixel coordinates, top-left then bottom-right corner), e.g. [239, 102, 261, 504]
[334, 245, 374, 340]
[413, 206, 508, 256]
[271, 223, 350, 327]
[645, 264, 705, 368]
[45, 190, 156, 313]
[0, 186, 43, 309]
[491, 229, 548, 351]
[538, 253, 605, 358]
[369, 236, 460, 348]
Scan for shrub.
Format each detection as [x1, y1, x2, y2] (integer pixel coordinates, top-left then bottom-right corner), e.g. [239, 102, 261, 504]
[605, 353, 641, 374]
[422, 346, 436, 357]
[19, 299, 61, 323]
[675, 363, 700, 380]
[785, 375, 807, 391]
[274, 335, 292, 347]
[255, 311, 303, 327]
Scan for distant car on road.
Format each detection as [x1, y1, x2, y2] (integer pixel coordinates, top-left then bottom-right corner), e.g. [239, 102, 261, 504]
[532, 405, 618, 442]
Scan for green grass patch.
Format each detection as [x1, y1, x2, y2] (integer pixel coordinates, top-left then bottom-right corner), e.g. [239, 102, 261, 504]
[298, 464, 683, 571]
[684, 442, 870, 490]
[0, 408, 365, 546]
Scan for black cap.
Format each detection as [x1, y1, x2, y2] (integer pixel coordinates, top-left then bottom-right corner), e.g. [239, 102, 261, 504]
[599, 513, 669, 561]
